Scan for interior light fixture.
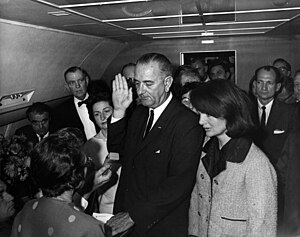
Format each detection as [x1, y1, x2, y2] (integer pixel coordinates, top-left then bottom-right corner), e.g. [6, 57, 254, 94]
[142, 26, 274, 35]
[59, 0, 150, 8]
[127, 19, 288, 30]
[201, 40, 214, 44]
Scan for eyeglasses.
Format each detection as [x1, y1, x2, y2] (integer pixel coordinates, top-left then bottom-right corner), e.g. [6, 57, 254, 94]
[31, 119, 49, 126]
[67, 78, 86, 87]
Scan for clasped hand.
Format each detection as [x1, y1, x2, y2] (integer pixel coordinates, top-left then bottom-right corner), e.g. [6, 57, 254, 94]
[112, 74, 133, 119]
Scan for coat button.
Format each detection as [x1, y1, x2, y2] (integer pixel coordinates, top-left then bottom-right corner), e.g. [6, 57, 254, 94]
[200, 174, 204, 179]
[198, 193, 202, 198]
[214, 180, 218, 185]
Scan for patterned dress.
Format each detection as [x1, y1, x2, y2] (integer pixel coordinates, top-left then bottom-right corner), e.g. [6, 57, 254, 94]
[11, 197, 105, 237]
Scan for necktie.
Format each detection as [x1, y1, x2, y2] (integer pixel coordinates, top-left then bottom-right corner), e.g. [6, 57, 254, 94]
[260, 106, 266, 128]
[78, 100, 86, 107]
[144, 109, 154, 138]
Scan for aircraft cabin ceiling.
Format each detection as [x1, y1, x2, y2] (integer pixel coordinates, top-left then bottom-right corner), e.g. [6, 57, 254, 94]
[1, 0, 300, 42]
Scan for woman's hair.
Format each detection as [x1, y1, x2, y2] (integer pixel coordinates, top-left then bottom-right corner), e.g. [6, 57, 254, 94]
[30, 128, 86, 197]
[86, 92, 113, 128]
[190, 79, 255, 138]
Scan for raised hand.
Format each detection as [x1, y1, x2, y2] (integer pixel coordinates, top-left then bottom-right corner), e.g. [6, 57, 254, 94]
[112, 74, 133, 119]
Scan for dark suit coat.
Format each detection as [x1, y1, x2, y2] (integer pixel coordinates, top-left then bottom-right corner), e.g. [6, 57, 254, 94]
[52, 97, 91, 140]
[107, 97, 204, 237]
[277, 133, 300, 235]
[252, 99, 299, 166]
[15, 125, 39, 146]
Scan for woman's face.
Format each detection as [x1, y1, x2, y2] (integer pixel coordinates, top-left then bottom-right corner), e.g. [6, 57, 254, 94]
[198, 112, 227, 139]
[93, 101, 113, 130]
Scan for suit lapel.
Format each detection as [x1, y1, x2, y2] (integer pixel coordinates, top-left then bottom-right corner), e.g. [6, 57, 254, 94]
[265, 99, 279, 129]
[135, 98, 177, 154]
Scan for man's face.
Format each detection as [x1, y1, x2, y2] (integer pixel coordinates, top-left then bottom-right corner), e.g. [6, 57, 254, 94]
[29, 112, 50, 137]
[122, 65, 135, 80]
[209, 65, 228, 80]
[65, 70, 88, 100]
[0, 181, 15, 221]
[255, 69, 281, 105]
[273, 61, 291, 78]
[294, 74, 300, 100]
[134, 62, 172, 109]
[191, 60, 206, 79]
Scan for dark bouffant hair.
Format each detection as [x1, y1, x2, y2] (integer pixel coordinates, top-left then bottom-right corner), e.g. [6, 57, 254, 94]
[30, 127, 86, 197]
[190, 79, 255, 138]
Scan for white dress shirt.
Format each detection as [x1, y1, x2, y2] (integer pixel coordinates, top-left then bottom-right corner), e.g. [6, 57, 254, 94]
[257, 99, 274, 126]
[74, 94, 96, 140]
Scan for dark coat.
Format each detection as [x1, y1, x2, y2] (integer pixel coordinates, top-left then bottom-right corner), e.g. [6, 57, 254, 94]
[252, 99, 299, 166]
[107, 97, 204, 237]
[277, 133, 300, 235]
[52, 97, 88, 139]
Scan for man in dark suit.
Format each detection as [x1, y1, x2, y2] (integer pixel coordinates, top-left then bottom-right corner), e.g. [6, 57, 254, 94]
[52, 66, 96, 140]
[106, 53, 204, 237]
[252, 65, 299, 227]
[15, 102, 51, 147]
[252, 65, 298, 167]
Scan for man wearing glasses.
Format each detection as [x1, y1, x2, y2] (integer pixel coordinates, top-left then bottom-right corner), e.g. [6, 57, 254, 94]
[52, 66, 96, 140]
[15, 102, 51, 147]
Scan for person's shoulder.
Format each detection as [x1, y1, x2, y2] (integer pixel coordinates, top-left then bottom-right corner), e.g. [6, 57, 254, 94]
[245, 143, 275, 169]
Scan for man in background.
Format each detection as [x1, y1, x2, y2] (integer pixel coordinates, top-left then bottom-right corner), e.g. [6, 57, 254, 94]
[273, 58, 294, 102]
[52, 66, 96, 140]
[15, 102, 51, 147]
[208, 59, 231, 80]
[190, 57, 210, 82]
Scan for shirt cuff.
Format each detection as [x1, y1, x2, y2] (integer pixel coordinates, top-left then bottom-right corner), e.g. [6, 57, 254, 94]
[111, 116, 122, 123]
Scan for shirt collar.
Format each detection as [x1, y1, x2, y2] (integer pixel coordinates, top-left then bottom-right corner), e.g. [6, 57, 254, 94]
[257, 98, 274, 110]
[152, 92, 173, 116]
[74, 93, 89, 105]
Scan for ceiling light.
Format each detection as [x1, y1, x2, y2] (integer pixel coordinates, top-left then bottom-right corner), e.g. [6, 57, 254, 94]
[201, 40, 214, 44]
[59, 0, 150, 8]
[201, 32, 214, 36]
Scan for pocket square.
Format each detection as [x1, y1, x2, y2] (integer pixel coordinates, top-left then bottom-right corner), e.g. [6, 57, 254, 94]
[155, 150, 161, 154]
[273, 129, 285, 134]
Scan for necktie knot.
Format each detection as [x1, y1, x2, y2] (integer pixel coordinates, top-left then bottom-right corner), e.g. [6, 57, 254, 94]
[78, 100, 86, 107]
[144, 109, 154, 138]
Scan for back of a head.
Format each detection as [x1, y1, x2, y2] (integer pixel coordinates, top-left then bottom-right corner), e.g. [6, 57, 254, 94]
[178, 68, 201, 86]
[136, 53, 173, 78]
[30, 127, 86, 197]
[190, 79, 254, 138]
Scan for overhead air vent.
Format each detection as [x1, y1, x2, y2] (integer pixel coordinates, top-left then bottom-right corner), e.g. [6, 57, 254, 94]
[0, 90, 35, 110]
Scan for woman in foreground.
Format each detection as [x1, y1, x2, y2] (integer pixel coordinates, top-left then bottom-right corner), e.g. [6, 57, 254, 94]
[11, 128, 111, 237]
[188, 80, 277, 237]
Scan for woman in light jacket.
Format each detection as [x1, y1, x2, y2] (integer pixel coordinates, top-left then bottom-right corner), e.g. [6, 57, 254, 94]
[188, 79, 277, 237]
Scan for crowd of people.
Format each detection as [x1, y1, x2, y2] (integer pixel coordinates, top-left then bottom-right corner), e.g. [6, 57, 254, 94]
[1, 53, 300, 237]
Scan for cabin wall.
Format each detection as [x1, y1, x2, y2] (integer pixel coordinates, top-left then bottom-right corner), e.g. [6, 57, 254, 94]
[103, 35, 300, 91]
[0, 20, 125, 135]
